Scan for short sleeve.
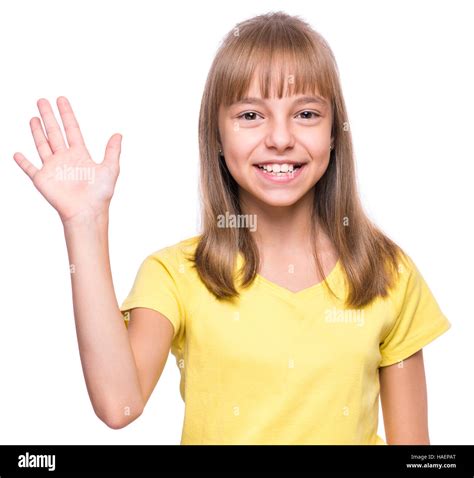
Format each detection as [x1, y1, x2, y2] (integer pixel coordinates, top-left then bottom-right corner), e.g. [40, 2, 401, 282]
[119, 250, 184, 343]
[379, 254, 451, 367]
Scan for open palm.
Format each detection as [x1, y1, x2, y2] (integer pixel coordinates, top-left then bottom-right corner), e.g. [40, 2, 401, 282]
[13, 96, 122, 224]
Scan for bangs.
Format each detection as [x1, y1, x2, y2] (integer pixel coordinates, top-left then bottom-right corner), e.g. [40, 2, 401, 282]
[217, 20, 335, 108]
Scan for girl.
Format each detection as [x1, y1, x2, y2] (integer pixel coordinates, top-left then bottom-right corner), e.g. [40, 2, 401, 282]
[14, 11, 451, 445]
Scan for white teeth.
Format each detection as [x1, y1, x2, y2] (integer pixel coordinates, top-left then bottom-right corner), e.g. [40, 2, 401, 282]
[258, 163, 299, 172]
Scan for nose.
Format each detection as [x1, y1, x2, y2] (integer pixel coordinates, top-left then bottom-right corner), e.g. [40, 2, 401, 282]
[264, 116, 295, 153]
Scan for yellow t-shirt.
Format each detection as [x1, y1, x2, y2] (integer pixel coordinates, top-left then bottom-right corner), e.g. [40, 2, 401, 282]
[119, 235, 451, 445]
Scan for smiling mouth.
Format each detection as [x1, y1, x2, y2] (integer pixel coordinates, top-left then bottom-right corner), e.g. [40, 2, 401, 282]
[253, 163, 307, 181]
[254, 163, 303, 174]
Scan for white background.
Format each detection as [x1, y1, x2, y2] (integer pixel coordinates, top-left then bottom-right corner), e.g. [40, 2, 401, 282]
[0, 0, 472, 445]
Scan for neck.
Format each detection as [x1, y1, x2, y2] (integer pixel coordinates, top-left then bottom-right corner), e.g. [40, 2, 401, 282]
[239, 188, 331, 254]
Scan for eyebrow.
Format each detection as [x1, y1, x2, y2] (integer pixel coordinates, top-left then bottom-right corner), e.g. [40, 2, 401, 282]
[231, 95, 329, 108]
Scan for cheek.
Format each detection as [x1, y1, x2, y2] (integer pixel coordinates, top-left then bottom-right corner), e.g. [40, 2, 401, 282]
[302, 131, 331, 157]
[227, 129, 259, 155]
[223, 136, 257, 174]
[224, 154, 250, 185]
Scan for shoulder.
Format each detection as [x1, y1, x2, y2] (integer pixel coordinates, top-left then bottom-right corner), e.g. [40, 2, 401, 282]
[387, 250, 422, 300]
[378, 249, 451, 366]
[144, 234, 202, 275]
[383, 248, 446, 325]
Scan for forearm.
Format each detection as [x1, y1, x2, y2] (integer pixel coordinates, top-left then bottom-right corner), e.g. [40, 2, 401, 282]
[63, 211, 144, 428]
[380, 351, 430, 444]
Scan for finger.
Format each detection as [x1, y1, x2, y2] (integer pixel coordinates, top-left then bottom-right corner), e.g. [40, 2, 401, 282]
[103, 133, 122, 168]
[13, 152, 39, 181]
[37, 98, 67, 153]
[56, 96, 86, 148]
[30, 117, 53, 162]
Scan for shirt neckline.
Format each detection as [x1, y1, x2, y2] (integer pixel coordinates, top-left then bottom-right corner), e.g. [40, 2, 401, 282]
[236, 251, 343, 299]
[255, 258, 342, 298]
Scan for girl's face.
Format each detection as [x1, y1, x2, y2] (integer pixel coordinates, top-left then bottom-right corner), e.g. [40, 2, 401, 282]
[218, 77, 333, 208]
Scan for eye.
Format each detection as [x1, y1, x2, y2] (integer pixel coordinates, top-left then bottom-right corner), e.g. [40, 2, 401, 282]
[296, 110, 321, 120]
[236, 111, 262, 121]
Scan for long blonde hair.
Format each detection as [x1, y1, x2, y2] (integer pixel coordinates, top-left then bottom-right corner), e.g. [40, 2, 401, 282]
[193, 11, 404, 308]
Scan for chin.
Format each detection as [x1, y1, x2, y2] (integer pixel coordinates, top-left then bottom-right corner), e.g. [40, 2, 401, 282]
[254, 190, 308, 208]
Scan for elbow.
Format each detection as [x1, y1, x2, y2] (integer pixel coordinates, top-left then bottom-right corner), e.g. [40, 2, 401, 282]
[96, 403, 144, 430]
[386, 431, 431, 445]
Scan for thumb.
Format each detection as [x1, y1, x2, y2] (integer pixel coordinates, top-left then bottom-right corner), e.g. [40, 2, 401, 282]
[13, 152, 39, 181]
[103, 133, 122, 168]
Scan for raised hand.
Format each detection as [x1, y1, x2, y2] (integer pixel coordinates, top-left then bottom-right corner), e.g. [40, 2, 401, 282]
[13, 97, 122, 225]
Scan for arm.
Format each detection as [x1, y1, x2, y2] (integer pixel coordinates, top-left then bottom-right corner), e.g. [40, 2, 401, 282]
[64, 218, 175, 427]
[126, 307, 175, 407]
[63, 212, 145, 428]
[13, 97, 173, 429]
[379, 349, 430, 444]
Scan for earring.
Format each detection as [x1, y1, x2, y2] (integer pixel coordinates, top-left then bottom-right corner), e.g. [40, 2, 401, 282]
[218, 148, 223, 156]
